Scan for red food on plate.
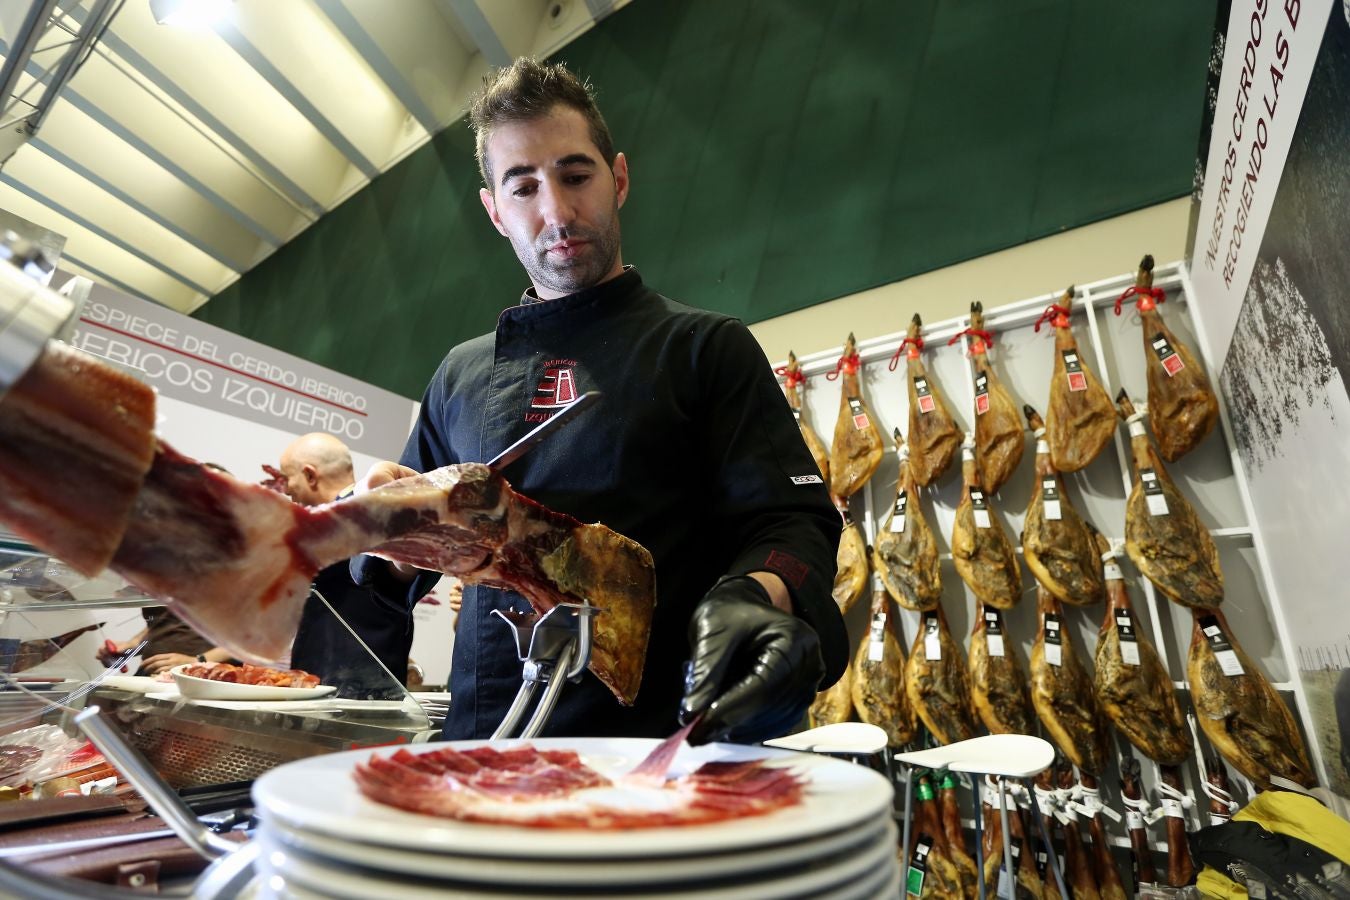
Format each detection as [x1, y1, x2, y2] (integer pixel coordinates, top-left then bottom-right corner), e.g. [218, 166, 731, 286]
[178, 662, 319, 689]
[354, 744, 805, 829]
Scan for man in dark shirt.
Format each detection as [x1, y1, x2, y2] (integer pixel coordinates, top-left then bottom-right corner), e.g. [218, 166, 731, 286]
[279, 433, 413, 698]
[353, 59, 844, 743]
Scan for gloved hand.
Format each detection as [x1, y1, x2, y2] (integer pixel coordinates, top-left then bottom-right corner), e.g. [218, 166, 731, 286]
[679, 575, 825, 745]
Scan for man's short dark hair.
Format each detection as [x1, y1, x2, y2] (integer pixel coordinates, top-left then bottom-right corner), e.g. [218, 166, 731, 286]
[468, 57, 616, 187]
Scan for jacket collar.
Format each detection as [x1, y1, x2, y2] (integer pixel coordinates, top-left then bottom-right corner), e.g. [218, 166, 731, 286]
[498, 266, 642, 327]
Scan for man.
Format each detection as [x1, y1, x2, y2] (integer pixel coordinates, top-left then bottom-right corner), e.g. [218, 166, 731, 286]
[279, 433, 413, 698]
[353, 58, 845, 743]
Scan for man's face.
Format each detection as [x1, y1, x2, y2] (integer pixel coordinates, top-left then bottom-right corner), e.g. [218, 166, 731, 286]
[279, 459, 319, 506]
[479, 106, 629, 300]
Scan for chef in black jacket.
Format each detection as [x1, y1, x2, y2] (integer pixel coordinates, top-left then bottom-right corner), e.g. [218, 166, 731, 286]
[278, 433, 413, 698]
[353, 58, 845, 744]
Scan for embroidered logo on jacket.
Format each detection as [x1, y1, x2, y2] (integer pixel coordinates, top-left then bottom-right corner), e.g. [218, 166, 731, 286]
[526, 360, 580, 422]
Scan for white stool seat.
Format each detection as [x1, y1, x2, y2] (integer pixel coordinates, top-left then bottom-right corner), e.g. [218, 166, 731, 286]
[892, 734, 1054, 778]
[763, 722, 889, 755]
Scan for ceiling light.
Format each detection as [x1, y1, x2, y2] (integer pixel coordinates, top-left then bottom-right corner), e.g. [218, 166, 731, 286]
[148, 0, 234, 28]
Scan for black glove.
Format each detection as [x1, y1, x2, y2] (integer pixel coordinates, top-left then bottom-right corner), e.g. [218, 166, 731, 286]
[679, 575, 825, 745]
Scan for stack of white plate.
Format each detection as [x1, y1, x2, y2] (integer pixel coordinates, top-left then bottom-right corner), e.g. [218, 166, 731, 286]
[250, 737, 900, 899]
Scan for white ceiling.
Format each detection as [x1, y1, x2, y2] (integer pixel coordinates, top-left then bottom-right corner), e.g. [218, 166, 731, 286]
[0, 0, 629, 312]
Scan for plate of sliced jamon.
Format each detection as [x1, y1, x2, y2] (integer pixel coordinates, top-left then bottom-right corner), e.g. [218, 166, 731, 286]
[171, 662, 335, 701]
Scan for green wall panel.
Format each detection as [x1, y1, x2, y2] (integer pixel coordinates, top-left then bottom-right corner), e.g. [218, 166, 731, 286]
[198, 0, 1215, 399]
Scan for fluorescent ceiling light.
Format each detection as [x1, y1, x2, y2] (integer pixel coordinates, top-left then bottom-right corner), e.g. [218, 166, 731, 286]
[149, 0, 234, 28]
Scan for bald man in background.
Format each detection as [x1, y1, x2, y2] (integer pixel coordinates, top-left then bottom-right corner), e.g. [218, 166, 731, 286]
[279, 433, 414, 698]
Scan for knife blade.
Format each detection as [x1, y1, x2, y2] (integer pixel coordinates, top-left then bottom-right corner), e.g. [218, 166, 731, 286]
[487, 391, 602, 471]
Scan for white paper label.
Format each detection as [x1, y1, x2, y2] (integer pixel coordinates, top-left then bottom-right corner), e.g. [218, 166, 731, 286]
[1044, 643, 1061, 667]
[889, 490, 908, 533]
[1040, 476, 1061, 520]
[1202, 618, 1246, 676]
[1161, 797, 1185, 819]
[986, 634, 1004, 658]
[1249, 881, 1268, 900]
[1140, 468, 1169, 516]
[924, 614, 942, 661]
[1104, 562, 1123, 581]
[1043, 614, 1062, 667]
[1126, 809, 1145, 830]
[970, 488, 991, 528]
[868, 613, 886, 662]
[1116, 611, 1140, 666]
[984, 610, 1005, 658]
[1217, 651, 1245, 676]
[1120, 641, 1141, 666]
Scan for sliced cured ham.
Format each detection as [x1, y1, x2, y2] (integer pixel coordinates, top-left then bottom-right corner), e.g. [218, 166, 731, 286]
[1092, 541, 1189, 765]
[1115, 255, 1218, 461]
[1187, 608, 1314, 788]
[951, 303, 1023, 495]
[871, 430, 941, 611]
[905, 605, 978, 746]
[968, 604, 1034, 736]
[354, 744, 804, 829]
[779, 350, 830, 482]
[892, 315, 961, 487]
[0, 342, 156, 576]
[951, 436, 1021, 610]
[850, 581, 915, 747]
[1116, 392, 1223, 608]
[827, 333, 884, 500]
[1035, 291, 1114, 473]
[1029, 584, 1106, 775]
[808, 657, 855, 728]
[830, 499, 868, 614]
[1020, 406, 1104, 607]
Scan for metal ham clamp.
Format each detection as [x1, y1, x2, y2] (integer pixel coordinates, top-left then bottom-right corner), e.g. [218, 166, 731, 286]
[0, 232, 91, 398]
[482, 391, 606, 740]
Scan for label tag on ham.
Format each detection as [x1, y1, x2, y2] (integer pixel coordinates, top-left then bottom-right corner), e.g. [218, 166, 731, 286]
[1041, 476, 1062, 520]
[985, 609, 1005, 657]
[1139, 468, 1170, 516]
[1104, 562, 1123, 581]
[792, 408, 801, 421]
[1043, 613, 1063, 666]
[1200, 615, 1245, 676]
[906, 837, 933, 899]
[923, 613, 942, 660]
[1061, 350, 1088, 392]
[970, 488, 991, 528]
[868, 613, 887, 662]
[889, 490, 908, 533]
[1161, 797, 1185, 819]
[996, 837, 1024, 898]
[974, 372, 990, 415]
[913, 377, 936, 414]
[848, 396, 870, 430]
[1116, 610, 1140, 666]
[1151, 333, 1186, 377]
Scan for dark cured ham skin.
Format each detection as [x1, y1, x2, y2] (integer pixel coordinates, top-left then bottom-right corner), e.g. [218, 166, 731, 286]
[353, 746, 805, 829]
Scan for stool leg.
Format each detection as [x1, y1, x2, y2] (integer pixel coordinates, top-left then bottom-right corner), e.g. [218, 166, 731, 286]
[1022, 778, 1070, 900]
[900, 765, 914, 890]
[998, 779, 1014, 900]
[972, 781, 986, 900]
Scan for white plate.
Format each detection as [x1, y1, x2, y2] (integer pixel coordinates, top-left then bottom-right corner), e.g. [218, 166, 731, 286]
[252, 738, 893, 860]
[257, 819, 898, 900]
[259, 813, 888, 887]
[170, 665, 336, 701]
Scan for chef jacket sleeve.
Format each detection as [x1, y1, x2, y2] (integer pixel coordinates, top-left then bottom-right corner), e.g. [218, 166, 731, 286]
[695, 320, 847, 686]
[350, 359, 454, 613]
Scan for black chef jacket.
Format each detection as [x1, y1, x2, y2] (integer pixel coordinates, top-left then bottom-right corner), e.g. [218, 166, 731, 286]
[354, 267, 843, 739]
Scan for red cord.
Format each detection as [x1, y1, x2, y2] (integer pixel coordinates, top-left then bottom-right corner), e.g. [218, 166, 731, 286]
[887, 337, 925, 371]
[947, 328, 994, 355]
[825, 353, 862, 381]
[1114, 285, 1166, 315]
[1033, 304, 1071, 332]
[773, 364, 807, 389]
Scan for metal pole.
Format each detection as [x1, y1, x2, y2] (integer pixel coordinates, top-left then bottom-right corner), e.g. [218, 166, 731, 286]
[899, 766, 914, 891]
[1023, 778, 1070, 900]
[998, 778, 1015, 900]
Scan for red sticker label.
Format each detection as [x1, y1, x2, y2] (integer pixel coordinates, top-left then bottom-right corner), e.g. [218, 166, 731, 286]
[1162, 353, 1185, 376]
[975, 394, 990, 415]
[1067, 372, 1087, 392]
[917, 395, 935, 414]
[853, 413, 869, 429]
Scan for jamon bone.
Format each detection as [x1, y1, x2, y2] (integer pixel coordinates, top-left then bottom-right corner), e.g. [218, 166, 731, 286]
[110, 444, 656, 705]
[0, 343, 655, 704]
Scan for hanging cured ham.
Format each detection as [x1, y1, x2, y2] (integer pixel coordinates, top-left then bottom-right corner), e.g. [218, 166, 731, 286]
[951, 435, 1021, 610]
[1021, 406, 1104, 607]
[850, 580, 916, 747]
[1187, 608, 1315, 788]
[872, 429, 941, 611]
[1116, 391, 1223, 608]
[778, 350, 830, 482]
[1075, 770, 1127, 900]
[831, 497, 868, 614]
[950, 302, 1024, 495]
[1029, 583, 1107, 775]
[979, 781, 1044, 900]
[968, 604, 1035, 736]
[1118, 757, 1159, 888]
[905, 605, 978, 745]
[1115, 255, 1218, 461]
[891, 315, 962, 487]
[1092, 541, 1189, 765]
[808, 657, 855, 729]
[1034, 766, 1100, 900]
[907, 775, 971, 900]
[827, 333, 884, 500]
[1035, 290, 1115, 473]
[938, 773, 980, 900]
[1158, 765, 1196, 887]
